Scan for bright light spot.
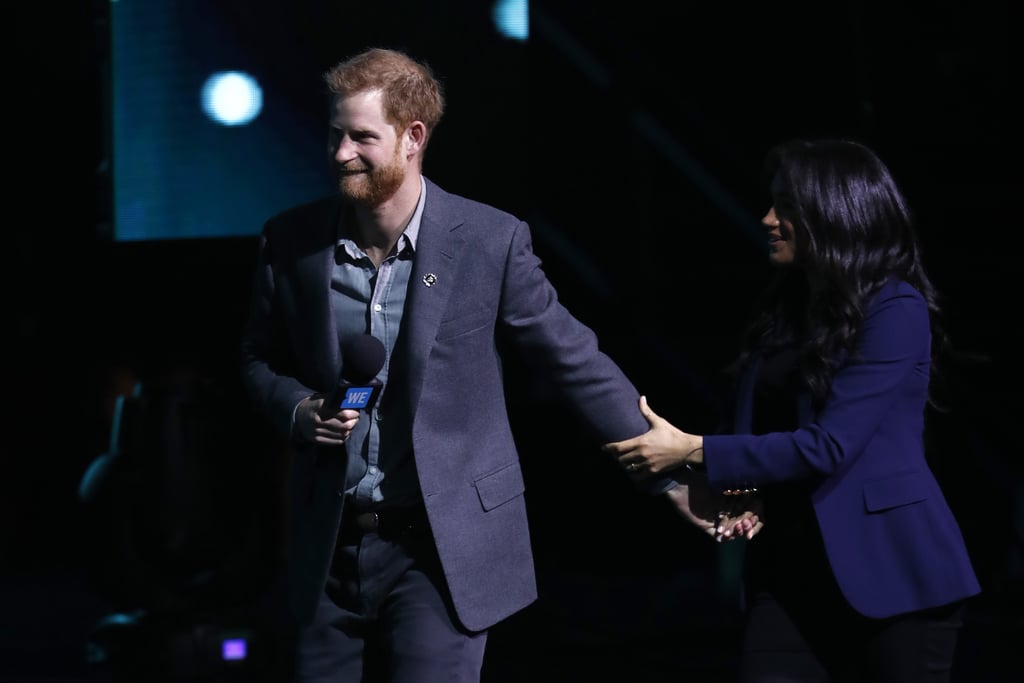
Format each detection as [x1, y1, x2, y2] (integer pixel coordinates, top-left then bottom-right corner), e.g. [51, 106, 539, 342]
[222, 637, 247, 661]
[201, 71, 263, 126]
[493, 0, 528, 41]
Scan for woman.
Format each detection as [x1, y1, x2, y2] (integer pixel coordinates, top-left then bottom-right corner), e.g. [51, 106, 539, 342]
[605, 139, 980, 682]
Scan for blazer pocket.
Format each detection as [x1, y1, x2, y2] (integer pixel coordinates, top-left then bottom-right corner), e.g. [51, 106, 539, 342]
[474, 462, 525, 511]
[862, 471, 929, 512]
[436, 309, 491, 341]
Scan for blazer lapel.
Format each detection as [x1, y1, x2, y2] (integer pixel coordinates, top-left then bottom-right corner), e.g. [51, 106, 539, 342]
[312, 201, 346, 387]
[404, 208, 464, 409]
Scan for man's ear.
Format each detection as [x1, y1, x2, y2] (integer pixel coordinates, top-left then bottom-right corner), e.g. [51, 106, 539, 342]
[405, 121, 427, 157]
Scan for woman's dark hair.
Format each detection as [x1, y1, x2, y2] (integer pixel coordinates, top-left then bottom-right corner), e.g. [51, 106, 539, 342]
[736, 139, 948, 409]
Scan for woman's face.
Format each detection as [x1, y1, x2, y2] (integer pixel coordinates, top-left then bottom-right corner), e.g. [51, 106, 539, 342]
[762, 206, 797, 266]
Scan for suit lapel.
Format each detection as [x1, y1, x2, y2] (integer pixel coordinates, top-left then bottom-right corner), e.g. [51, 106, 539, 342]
[313, 200, 346, 386]
[404, 196, 464, 409]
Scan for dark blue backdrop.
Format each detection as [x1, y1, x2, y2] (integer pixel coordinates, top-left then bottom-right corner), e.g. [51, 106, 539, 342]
[6, 1, 1020, 681]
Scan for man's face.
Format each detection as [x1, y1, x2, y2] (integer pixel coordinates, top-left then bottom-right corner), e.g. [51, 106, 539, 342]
[328, 90, 406, 206]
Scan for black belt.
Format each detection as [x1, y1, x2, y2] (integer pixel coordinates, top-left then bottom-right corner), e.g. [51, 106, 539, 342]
[339, 503, 428, 542]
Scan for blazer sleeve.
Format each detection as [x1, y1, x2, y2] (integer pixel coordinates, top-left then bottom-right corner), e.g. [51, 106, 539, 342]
[704, 283, 931, 489]
[497, 220, 652, 446]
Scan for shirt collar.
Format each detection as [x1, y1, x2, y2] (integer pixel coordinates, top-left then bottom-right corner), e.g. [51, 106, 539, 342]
[336, 176, 425, 258]
[400, 175, 426, 253]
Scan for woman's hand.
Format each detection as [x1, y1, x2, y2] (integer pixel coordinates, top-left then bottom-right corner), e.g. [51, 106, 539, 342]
[603, 396, 703, 476]
[716, 497, 765, 541]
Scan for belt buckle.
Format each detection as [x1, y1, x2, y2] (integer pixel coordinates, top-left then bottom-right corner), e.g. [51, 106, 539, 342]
[355, 511, 379, 532]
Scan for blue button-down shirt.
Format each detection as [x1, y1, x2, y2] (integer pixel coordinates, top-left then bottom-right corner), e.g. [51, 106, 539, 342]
[331, 177, 425, 509]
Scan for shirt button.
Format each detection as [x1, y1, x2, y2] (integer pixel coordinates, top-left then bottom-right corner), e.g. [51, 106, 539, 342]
[373, 304, 383, 312]
[368, 466, 378, 475]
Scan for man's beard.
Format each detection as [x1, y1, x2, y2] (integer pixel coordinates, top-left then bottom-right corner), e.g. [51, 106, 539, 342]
[335, 148, 405, 206]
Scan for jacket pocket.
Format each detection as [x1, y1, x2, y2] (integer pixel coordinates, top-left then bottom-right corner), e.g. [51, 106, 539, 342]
[862, 471, 929, 512]
[474, 462, 525, 511]
[436, 308, 491, 341]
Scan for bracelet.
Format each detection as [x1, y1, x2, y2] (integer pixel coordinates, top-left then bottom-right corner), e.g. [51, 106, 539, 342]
[683, 446, 704, 472]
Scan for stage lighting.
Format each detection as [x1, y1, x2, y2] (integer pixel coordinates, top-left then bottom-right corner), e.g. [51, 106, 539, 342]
[201, 71, 263, 127]
[493, 0, 529, 41]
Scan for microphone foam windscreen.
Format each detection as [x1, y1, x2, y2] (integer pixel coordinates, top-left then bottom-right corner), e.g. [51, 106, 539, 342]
[342, 334, 386, 384]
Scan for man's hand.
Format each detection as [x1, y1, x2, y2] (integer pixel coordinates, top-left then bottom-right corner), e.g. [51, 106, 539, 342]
[295, 396, 360, 446]
[665, 480, 765, 542]
[664, 482, 717, 536]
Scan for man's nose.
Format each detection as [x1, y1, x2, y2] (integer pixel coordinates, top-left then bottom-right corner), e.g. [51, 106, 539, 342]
[333, 137, 356, 162]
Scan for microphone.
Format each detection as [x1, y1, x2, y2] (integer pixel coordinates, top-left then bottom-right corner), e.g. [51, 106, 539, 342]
[318, 334, 385, 417]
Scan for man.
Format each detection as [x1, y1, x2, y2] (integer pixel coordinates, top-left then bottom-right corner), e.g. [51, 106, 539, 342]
[240, 47, 737, 682]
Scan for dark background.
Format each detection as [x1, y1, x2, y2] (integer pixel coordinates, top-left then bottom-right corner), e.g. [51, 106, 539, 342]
[5, 1, 1020, 681]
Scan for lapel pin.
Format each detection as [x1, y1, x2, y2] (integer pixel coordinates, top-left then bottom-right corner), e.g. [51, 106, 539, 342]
[422, 273, 437, 288]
